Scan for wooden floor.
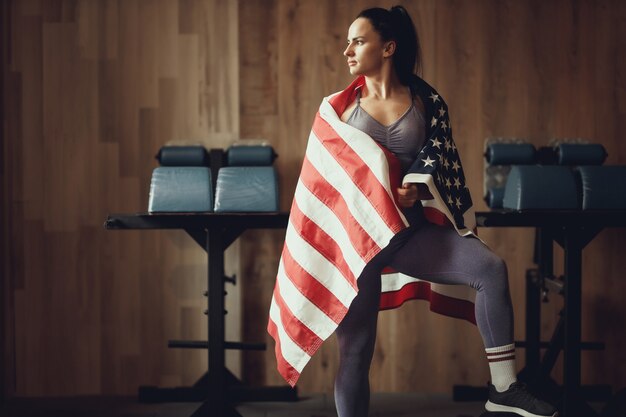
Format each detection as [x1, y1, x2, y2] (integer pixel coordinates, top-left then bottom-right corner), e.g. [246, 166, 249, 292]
[1, 392, 492, 417]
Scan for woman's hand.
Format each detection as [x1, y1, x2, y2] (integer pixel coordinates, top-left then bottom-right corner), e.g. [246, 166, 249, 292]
[397, 183, 434, 206]
[397, 183, 419, 208]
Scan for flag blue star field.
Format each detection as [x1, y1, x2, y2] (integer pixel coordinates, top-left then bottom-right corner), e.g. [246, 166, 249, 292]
[402, 79, 477, 234]
[268, 75, 481, 387]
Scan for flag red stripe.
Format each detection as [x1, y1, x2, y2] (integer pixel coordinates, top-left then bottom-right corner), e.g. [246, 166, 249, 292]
[379, 281, 476, 324]
[423, 206, 453, 227]
[328, 77, 364, 116]
[289, 199, 358, 290]
[312, 113, 405, 234]
[267, 317, 300, 387]
[273, 281, 323, 355]
[281, 246, 349, 324]
[300, 157, 379, 261]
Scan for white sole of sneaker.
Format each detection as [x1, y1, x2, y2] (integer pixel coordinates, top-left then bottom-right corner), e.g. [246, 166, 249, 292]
[485, 400, 558, 417]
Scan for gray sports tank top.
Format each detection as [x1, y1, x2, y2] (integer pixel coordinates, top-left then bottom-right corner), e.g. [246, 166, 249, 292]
[346, 89, 426, 175]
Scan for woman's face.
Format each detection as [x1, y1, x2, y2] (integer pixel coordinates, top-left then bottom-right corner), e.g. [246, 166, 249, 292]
[343, 17, 392, 76]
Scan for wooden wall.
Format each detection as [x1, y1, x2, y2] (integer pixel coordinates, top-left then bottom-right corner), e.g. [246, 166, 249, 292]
[2, 0, 626, 399]
[2, 0, 241, 396]
[1, 0, 8, 405]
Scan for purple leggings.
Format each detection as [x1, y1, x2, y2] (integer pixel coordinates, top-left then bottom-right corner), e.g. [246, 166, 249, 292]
[334, 221, 514, 417]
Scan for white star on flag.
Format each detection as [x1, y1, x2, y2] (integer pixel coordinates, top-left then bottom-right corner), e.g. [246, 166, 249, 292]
[444, 138, 451, 151]
[445, 177, 451, 189]
[441, 120, 448, 131]
[454, 177, 461, 189]
[422, 156, 436, 167]
[438, 108, 446, 117]
[430, 137, 442, 148]
[431, 117, 437, 127]
[429, 92, 440, 102]
[452, 160, 460, 172]
[443, 157, 450, 169]
[455, 197, 462, 209]
[447, 194, 453, 204]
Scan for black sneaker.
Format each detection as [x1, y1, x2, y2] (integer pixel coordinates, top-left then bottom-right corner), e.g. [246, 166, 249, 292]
[486, 381, 558, 417]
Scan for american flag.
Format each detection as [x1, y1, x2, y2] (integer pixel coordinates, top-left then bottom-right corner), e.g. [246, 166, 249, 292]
[268, 76, 481, 387]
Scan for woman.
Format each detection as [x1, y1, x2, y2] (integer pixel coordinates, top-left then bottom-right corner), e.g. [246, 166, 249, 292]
[268, 5, 558, 417]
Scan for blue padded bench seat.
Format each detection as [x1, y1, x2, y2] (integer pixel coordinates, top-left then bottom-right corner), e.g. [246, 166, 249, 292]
[503, 166, 578, 210]
[214, 166, 279, 212]
[148, 167, 213, 212]
[485, 143, 536, 165]
[485, 187, 505, 209]
[156, 145, 209, 166]
[226, 145, 277, 166]
[557, 144, 607, 166]
[575, 166, 626, 210]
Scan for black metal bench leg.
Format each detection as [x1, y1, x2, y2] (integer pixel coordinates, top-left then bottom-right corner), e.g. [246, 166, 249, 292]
[563, 230, 585, 417]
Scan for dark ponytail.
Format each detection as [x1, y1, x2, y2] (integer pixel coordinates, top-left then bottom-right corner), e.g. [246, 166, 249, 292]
[357, 5, 422, 87]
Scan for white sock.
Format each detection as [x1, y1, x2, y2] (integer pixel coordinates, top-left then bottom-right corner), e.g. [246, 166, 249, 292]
[485, 343, 517, 392]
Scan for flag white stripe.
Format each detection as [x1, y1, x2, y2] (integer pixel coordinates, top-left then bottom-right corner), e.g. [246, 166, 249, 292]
[463, 204, 477, 235]
[306, 131, 395, 249]
[381, 272, 476, 303]
[294, 179, 367, 274]
[269, 297, 310, 373]
[284, 220, 357, 307]
[277, 260, 338, 340]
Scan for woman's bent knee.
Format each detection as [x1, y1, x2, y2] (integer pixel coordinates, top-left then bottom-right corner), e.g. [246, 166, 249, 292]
[472, 253, 509, 293]
[483, 255, 509, 292]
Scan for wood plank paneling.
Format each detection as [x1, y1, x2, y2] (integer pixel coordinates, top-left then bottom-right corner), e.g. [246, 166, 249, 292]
[3, 0, 240, 396]
[1, 0, 10, 402]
